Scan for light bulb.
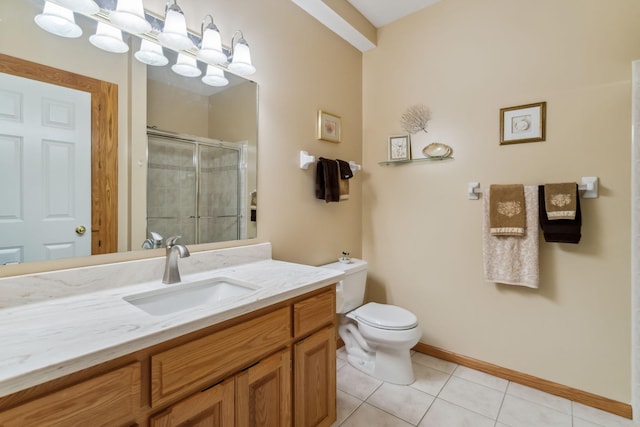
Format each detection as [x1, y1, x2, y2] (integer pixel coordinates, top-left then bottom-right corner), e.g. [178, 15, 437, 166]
[135, 39, 169, 66]
[158, 5, 194, 51]
[89, 22, 129, 53]
[202, 65, 229, 87]
[34, 2, 82, 38]
[172, 53, 201, 77]
[110, 0, 151, 35]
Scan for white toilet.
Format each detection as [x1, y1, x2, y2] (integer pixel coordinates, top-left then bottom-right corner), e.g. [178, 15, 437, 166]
[322, 258, 421, 385]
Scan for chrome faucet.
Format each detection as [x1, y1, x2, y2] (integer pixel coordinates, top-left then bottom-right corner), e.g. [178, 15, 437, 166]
[162, 236, 190, 284]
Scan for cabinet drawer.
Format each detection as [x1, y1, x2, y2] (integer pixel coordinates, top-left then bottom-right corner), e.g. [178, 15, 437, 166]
[151, 307, 290, 407]
[293, 289, 335, 338]
[0, 362, 141, 427]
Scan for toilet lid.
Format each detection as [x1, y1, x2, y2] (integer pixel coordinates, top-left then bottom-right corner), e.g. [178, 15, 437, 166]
[351, 302, 418, 330]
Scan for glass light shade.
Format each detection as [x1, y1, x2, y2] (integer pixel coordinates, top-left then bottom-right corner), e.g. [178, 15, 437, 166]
[89, 22, 129, 53]
[199, 27, 227, 64]
[158, 9, 194, 51]
[110, 0, 151, 34]
[135, 39, 168, 66]
[202, 65, 229, 87]
[49, 0, 99, 15]
[35, 2, 82, 38]
[229, 41, 256, 76]
[172, 54, 201, 77]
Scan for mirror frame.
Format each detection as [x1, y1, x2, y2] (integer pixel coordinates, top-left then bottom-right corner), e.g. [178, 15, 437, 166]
[0, 53, 118, 255]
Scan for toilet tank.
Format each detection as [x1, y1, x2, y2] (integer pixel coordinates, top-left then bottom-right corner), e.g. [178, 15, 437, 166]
[320, 259, 368, 313]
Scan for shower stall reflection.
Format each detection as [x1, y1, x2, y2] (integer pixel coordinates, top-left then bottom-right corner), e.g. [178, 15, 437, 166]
[146, 131, 247, 246]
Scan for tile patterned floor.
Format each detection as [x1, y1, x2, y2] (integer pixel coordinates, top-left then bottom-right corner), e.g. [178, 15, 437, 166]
[333, 348, 636, 427]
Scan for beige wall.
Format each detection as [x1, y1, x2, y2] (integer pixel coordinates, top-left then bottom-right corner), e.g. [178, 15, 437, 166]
[362, 0, 640, 402]
[147, 79, 209, 136]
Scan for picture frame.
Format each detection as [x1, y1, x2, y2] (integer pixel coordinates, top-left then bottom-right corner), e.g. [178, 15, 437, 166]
[388, 135, 411, 161]
[500, 102, 546, 145]
[317, 110, 342, 143]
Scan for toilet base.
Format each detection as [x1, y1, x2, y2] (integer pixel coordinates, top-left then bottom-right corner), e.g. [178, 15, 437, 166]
[339, 318, 417, 385]
[345, 346, 415, 385]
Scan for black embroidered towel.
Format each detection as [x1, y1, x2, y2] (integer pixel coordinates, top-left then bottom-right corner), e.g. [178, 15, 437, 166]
[538, 185, 582, 243]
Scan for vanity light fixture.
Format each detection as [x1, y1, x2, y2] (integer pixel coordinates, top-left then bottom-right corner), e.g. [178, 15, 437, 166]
[34, 2, 82, 38]
[49, 0, 99, 15]
[228, 31, 256, 76]
[110, 0, 152, 35]
[172, 53, 202, 77]
[198, 15, 226, 65]
[89, 22, 129, 53]
[135, 39, 169, 66]
[202, 65, 229, 87]
[158, 0, 194, 51]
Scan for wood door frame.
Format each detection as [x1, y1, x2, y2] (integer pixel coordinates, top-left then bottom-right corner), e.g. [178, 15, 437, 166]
[0, 53, 117, 255]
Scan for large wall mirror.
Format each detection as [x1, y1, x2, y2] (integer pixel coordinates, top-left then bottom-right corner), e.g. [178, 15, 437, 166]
[0, 0, 258, 268]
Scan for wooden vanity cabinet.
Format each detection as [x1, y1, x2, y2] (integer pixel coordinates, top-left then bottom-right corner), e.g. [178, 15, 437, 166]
[0, 362, 141, 427]
[0, 285, 336, 427]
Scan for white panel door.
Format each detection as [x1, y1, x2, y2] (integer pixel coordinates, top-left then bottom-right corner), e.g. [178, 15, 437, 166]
[0, 73, 91, 264]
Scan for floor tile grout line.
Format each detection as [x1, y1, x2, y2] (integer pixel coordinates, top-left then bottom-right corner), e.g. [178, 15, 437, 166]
[494, 379, 510, 427]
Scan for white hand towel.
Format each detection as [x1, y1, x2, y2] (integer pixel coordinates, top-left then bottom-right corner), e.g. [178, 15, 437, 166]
[483, 185, 539, 288]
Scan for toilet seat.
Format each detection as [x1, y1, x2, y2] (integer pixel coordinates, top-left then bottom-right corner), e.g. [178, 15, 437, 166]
[348, 302, 418, 330]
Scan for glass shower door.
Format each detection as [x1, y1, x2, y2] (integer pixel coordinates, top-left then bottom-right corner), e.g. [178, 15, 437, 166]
[198, 143, 241, 243]
[147, 136, 197, 245]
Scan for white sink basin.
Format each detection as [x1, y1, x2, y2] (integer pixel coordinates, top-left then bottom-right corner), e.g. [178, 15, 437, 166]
[124, 278, 258, 316]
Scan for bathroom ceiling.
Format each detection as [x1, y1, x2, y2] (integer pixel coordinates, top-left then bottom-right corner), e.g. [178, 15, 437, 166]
[346, 0, 442, 28]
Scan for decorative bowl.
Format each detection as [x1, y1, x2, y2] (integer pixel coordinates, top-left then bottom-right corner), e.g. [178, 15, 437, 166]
[422, 142, 452, 158]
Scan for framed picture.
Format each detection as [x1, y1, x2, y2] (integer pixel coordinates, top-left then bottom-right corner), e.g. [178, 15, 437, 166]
[388, 135, 411, 161]
[500, 102, 546, 145]
[317, 110, 342, 143]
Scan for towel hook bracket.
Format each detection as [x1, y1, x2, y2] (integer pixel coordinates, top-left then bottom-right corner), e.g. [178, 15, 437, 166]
[468, 182, 481, 200]
[300, 151, 315, 170]
[580, 176, 598, 199]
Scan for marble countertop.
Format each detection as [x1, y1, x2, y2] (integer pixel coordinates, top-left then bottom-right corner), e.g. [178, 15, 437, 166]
[0, 259, 343, 398]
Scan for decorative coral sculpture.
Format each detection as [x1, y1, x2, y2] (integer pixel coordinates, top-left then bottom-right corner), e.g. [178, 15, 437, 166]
[400, 104, 431, 134]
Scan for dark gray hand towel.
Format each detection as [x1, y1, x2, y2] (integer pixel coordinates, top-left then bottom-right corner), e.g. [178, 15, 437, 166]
[315, 158, 340, 202]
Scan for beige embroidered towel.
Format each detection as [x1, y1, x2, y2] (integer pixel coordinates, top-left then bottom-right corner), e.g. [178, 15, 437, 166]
[489, 184, 526, 236]
[544, 182, 577, 220]
[483, 185, 539, 288]
[339, 176, 349, 201]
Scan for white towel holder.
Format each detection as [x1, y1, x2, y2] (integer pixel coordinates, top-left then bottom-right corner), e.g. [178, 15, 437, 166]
[300, 151, 316, 169]
[467, 177, 599, 200]
[299, 151, 362, 175]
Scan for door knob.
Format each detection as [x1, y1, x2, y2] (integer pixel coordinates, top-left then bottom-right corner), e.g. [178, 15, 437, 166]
[75, 225, 87, 235]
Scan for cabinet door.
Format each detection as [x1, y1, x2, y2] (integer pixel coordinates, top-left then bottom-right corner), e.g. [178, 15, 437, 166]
[0, 362, 141, 427]
[236, 349, 291, 427]
[149, 377, 234, 427]
[294, 327, 336, 427]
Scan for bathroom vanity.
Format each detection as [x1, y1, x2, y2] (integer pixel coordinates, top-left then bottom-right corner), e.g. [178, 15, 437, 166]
[0, 243, 341, 426]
